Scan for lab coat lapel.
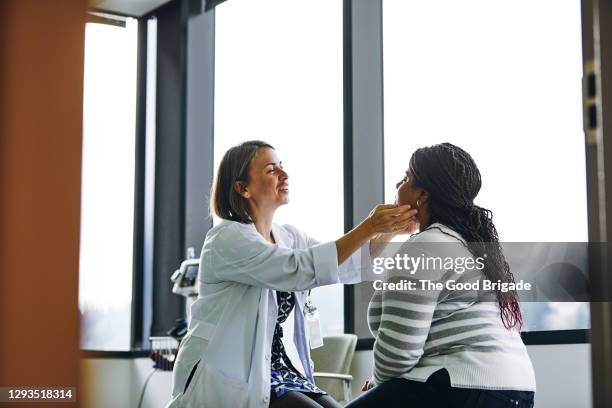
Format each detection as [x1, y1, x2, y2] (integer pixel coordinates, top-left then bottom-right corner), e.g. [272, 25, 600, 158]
[270, 224, 314, 380]
[269, 222, 293, 308]
[270, 223, 293, 249]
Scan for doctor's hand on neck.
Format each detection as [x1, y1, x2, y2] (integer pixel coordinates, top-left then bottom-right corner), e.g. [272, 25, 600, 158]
[335, 204, 417, 265]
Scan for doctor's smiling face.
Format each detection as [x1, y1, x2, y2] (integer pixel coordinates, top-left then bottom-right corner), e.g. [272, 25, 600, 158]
[238, 146, 289, 213]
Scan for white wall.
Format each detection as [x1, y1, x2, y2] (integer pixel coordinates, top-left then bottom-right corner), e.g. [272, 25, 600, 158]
[133, 359, 174, 408]
[81, 358, 172, 408]
[82, 344, 592, 408]
[527, 344, 592, 408]
[81, 359, 134, 408]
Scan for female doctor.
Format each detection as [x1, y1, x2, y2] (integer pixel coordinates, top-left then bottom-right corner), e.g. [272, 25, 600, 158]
[166, 140, 417, 408]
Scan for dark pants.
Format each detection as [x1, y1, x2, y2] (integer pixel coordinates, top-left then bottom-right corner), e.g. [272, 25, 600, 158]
[346, 369, 535, 408]
[270, 391, 343, 408]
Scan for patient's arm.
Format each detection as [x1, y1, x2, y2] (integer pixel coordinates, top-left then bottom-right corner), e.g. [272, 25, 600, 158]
[371, 266, 440, 385]
[367, 290, 383, 336]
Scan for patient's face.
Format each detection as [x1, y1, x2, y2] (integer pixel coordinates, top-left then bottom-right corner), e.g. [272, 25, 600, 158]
[395, 170, 422, 208]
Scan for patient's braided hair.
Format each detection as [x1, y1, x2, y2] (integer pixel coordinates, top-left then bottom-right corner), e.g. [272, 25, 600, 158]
[409, 143, 522, 330]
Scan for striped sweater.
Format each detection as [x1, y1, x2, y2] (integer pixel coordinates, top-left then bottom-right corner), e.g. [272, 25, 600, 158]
[367, 223, 536, 391]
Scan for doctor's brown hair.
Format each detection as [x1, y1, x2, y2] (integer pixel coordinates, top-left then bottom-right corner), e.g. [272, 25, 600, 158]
[212, 140, 274, 224]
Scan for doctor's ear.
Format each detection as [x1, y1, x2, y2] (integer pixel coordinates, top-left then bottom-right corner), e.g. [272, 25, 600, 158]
[234, 181, 251, 199]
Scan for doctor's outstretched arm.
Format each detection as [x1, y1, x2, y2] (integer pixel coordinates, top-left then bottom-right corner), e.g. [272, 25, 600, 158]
[204, 204, 417, 292]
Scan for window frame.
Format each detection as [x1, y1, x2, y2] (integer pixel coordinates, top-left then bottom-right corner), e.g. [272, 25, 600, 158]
[88, 0, 600, 354]
[130, 16, 148, 351]
[347, 0, 590, 348]
[80, 12, 143, 352]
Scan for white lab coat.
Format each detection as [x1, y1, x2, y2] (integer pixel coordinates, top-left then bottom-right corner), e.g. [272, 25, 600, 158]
[166, 220, 367, 408]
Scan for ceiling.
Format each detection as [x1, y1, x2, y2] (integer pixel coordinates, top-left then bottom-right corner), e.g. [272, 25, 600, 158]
[88, 0, 174, 17]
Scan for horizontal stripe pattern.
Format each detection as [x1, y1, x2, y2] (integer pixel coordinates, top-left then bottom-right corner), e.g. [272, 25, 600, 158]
[369, 225, 534, 390]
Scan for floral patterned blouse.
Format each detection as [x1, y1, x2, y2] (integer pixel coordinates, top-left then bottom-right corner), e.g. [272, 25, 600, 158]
[269, 291, 325, 402]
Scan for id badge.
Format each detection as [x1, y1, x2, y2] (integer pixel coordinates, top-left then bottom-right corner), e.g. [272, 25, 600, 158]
[305, 299, 324, 349]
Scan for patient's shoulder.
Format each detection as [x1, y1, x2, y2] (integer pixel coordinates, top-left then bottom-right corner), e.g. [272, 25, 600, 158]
[409, 223, 466, 245]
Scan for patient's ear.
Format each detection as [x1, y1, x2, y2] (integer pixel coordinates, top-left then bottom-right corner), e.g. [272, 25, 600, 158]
[419, 191, 430, 204]
[234, 181, 251, 198]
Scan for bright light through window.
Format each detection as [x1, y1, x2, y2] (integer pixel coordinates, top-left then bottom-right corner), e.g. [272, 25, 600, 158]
[215, 0, 344, 335]
[383, 0, 588, 330]
[80, 18, 138, 350]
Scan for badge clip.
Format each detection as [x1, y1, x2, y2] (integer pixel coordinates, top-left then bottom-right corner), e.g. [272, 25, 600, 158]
[304, 298, 323, 349]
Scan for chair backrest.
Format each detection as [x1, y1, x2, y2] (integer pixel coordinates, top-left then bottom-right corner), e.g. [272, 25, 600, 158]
[310, 334, 358, 402]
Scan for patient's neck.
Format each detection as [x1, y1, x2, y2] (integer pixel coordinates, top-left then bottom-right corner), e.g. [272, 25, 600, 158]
[418, 211, 431, 231]
[417, 205, 433, 231]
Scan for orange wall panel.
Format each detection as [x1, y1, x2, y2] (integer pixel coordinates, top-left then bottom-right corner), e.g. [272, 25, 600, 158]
[0, 1, 86, 405]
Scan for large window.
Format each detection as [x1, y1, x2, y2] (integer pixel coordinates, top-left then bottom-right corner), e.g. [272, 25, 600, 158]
[215, 0, 344, 335]
[80, 17, 138, 350]
[383, 0, 588, 331]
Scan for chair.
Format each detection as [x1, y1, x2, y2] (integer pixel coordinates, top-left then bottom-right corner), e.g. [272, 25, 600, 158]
[310, 334, 358, 405]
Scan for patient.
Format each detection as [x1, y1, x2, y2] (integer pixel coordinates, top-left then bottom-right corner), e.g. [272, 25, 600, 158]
[348, 143, 536, 408]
